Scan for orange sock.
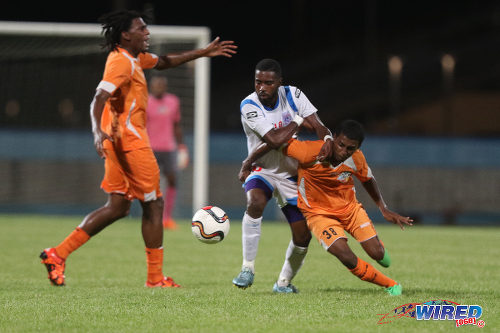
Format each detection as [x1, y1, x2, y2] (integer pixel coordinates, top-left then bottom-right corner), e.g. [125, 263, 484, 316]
[146, 247, 164, 284]
[54, 227, 90, 260]
[349, 257, 396, 288]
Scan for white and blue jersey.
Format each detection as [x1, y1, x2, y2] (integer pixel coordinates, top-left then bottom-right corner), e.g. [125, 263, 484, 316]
[240, 85, 317, 179]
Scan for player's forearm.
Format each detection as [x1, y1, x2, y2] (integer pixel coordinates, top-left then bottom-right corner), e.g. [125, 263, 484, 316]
[263, 116, 302, 149]
[245, 142, 272, 165]
[90, 91, 108, 133]
[156, 49, 205, 70]
[315, 125, 332, 141]
[305, 114, 332, 140]
[362, 178, 387, 209]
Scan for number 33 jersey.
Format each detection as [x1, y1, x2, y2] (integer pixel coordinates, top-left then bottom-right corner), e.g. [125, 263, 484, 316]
[240, 85, 317, 178]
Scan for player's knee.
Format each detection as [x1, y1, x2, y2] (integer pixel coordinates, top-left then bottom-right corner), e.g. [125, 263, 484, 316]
[107, 201, 130, 219]
[328, 241, 357, 268]
[292, 229, 312, 247]
[166, 176, 176, 187]
[155, 197, 164, 211]
[141, 198, 163, 220]
[246, 197, 266, 216]
[293, 235, 311, 248]
[116, 205, 130, 219]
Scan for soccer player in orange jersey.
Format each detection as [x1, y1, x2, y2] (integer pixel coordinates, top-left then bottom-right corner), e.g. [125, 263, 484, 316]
[283, 119, 413, 295]
[39, 9, 237, 287]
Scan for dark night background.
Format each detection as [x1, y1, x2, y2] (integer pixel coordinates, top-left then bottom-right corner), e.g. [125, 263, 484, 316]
[1, 1, 500, 224]
[1, 0, 500, 135]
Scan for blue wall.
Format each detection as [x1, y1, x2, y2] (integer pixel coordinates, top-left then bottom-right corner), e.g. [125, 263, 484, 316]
[1, 129, 499, 225]
[2, 129, 500, 167]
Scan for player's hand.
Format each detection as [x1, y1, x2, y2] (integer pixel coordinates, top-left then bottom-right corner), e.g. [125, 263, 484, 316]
[317, 138, 333, 162]
[204, 37, 238, 58]
[238, 159, 252, 183]
[380, 206, 413, 230]
[93, 129, 113, 158]
[177, 144, 189, 170]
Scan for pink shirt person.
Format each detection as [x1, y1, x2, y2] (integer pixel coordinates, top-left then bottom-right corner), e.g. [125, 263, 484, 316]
[147, 70, 181, 153]
[145, 75, 187, 230]
[147, 92, 181, 152]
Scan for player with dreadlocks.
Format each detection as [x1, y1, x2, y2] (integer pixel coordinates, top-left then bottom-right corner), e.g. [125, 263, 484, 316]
[39, 9, 237, 288]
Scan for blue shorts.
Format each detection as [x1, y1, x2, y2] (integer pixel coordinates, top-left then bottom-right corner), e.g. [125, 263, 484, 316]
[244, 169, 304, 223]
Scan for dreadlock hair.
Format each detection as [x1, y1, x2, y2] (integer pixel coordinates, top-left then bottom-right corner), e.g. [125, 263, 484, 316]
[98, 9, 151, 53]
[334, 119, 365, 147]
[255, 58, 282, 78]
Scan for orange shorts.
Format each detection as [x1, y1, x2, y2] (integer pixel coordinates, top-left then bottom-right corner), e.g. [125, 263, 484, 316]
[101, 147, 162, 202]
[303, 202, 377, 250]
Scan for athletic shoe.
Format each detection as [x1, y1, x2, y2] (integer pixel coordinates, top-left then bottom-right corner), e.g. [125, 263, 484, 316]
[40, 248, 66, 286]
[163, 218, 178, 230]
[145, 276, 181, 288]
[272, 282, 299, 294]
[385, 283, 402, 296]
[232, 268, 254, 289]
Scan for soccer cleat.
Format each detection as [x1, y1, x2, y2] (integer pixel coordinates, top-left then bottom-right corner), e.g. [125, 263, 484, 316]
[272, 282, 299, 294]
[163, 218, 178, 230]
[145, 276, 181, 288]
[232, 268, 254, 289]
[40, 248, 66, 286]
[385, 283, 402, 296]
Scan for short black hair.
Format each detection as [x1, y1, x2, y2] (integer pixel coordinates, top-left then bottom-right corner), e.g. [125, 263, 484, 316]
[334, 119, 365, 146]
[255, 58, 282, 78]
[98, 9, 151, 53]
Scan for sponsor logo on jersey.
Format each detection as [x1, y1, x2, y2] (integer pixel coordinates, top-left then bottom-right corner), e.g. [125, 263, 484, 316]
[282, 111, 292, 125]
[295, 88, 302, 98]
[246, 111, 258, 119]
[337, 171, 352, 183]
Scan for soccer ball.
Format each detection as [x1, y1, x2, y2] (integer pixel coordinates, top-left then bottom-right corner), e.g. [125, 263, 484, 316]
[191, 206, 230, 244]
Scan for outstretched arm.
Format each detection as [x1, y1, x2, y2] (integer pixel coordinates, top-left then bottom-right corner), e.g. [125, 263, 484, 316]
[362, 178, 413, 230]
[155, 37, 237, 70]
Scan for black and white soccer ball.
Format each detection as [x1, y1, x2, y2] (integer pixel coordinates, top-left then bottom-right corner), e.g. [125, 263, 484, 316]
[191, 206, 230, 244]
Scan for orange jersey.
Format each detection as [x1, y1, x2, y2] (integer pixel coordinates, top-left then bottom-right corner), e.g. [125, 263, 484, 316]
[284, 139, 374, 216]
[97, 47, 159, 151]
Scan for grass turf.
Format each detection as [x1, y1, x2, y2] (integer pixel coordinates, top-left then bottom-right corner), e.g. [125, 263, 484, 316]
[0, 214, 498, 332]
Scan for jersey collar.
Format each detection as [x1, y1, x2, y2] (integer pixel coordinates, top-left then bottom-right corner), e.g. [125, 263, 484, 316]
[263, 95, 280, 111]
[117, 46, 138, 61]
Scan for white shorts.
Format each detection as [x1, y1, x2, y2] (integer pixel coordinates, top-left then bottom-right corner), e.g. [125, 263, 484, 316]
[244, 168, 298, 209]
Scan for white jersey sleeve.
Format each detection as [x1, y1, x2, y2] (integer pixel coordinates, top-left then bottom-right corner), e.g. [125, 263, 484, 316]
[283, 86, 317, 118]
[240, 98, 273, 138]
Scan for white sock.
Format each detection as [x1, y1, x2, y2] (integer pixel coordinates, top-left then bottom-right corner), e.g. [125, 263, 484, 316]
[241, 212, 262, 273]
[277, 239, 308, 287]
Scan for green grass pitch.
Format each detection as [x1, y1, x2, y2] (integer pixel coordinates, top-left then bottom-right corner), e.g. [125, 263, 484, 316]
[0, 214, 498, 332]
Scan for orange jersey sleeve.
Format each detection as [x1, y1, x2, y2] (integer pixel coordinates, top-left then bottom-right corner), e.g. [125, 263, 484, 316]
[138, 52, 159, 70]
[284, 139, 323, 164]
[350, 150, 373, 182]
